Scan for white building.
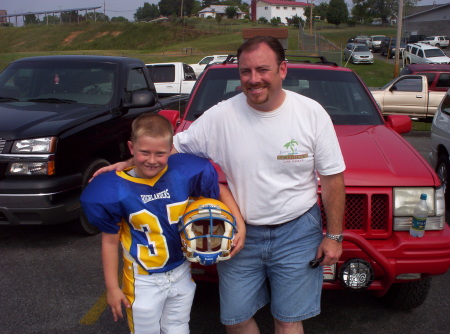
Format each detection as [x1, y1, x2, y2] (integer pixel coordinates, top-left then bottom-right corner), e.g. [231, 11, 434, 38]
[254, 0, 310, 25]
[198, 5, 245, 19]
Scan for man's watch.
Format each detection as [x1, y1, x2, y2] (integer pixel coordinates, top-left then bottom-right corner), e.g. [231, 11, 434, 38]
[325, 232, 343, 243]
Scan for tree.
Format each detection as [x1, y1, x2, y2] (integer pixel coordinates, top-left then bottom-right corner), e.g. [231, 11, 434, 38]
[286, 14, 303, 27]
[258, 17, 268, 24]
[24, 14, 39, 25]
[110, 16, 129, 23]
[270, 16, 281, 26]
[313, 2, 329, 21]
[351, 0, 418, 24]
[225, 6, 238, 19]
[158, 0, 195, 16]
[326, 0, 348, 27]
[135, 2, 160, 21]
[85, 12, 110, 22]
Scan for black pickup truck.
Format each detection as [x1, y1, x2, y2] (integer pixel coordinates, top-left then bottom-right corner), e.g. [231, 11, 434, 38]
[0, 55, 188, 234]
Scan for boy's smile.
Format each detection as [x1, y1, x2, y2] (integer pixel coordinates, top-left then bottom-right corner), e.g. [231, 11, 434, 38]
[127, 135, 172, 179]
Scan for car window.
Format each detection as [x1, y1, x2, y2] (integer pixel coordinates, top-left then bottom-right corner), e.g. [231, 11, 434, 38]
[200, 57, 214, 65]
[417, 72, 436, 86]
[355, 45, 370, 52]
[0, 60, 116, 105]
[411, 46, 418, 55]
[392, 77, 423, 92]
[425, 49, 446, 58]
[188, 67, 383, 126]
[418, 49, 424, 58]
[436, 73, 450, 88]
[441, 94, 450, 115]
[147, 64, 175, 83]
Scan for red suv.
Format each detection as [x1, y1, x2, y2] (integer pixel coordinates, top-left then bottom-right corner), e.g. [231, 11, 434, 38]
[160, 56, 450, 310]
[400, 64, 450, 92]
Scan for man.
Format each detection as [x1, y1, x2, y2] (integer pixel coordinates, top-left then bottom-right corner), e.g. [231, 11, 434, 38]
[94, 36, 345, 334]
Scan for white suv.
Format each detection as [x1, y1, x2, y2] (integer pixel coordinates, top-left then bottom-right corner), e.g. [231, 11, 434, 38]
[419, 36, 449, 48]
[403, 43, 450, 64]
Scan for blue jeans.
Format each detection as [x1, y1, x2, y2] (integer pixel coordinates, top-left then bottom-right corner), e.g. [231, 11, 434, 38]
[217, 204, 323, 325]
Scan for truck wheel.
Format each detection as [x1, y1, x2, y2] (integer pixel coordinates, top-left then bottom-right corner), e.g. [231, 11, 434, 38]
[436, 153, 450, 205]
[76, 159, 111, 235]
[435, 43, 440, 48]
[381, 277, 431, 311]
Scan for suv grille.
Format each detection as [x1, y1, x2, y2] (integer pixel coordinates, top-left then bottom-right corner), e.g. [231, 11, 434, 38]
[0, 138, 5, 153]
[319, 193, 390, 238]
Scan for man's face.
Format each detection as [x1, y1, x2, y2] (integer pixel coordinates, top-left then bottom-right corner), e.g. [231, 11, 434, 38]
[127, 135, 172, 179]
[238, 43, 287, 111]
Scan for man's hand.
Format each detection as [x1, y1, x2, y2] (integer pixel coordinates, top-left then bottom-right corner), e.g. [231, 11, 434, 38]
[106, 287, 131, 322]
[316, 237, 342, 266]
[90, 158, 133, 182]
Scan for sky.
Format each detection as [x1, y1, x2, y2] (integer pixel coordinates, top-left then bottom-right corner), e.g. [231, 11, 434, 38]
[1, 0, 449, 26]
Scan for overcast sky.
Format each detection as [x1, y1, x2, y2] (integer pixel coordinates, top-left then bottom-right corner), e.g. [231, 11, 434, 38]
[2, 0, 448, 25]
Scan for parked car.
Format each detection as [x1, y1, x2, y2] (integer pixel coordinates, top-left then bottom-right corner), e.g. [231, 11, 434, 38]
[430, 89, 450, 204]
[380, 38, 407, 58]
[403, 43, 450, 64]
[159, 55, 450, 310]
[370, 74, 446, 119]
[347, 35, 370, 44]
[419, 36, 449, 48]
[146, 62, 196, 97]
[407, 34, 427, 44]
[189, 55, 228, 77]
[367, 35, 386, 52]
[400, 64, 450, 92]
[0, 55, 189, 234]
[344, 43, 374, 64]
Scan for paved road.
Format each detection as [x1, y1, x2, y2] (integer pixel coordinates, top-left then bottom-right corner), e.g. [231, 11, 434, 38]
[0, 133, 449, 334]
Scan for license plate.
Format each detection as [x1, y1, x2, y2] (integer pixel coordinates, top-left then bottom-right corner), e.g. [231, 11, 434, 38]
[323, 264, 336, 281]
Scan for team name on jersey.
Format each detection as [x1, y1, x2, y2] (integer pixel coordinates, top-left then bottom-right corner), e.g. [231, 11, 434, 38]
[141, 189, 170, 204]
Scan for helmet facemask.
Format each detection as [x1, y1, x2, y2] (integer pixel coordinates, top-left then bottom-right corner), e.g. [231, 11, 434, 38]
[180, 199, 237, 265]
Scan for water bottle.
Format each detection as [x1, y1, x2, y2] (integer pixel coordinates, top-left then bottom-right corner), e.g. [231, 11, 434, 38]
[410, 194, 428, 238]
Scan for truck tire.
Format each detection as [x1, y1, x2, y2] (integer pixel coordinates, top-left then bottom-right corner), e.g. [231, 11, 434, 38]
[76, 159, 110, 235]
[436, 152, 450, 205]
[381, 277, 431, 311]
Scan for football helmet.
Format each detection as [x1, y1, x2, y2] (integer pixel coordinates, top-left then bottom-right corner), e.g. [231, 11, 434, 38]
[179, 198, 237, 266]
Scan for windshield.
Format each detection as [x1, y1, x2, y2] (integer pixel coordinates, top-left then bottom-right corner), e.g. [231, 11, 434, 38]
[0, 61, 117, 105]
[373, 36, 384, 41]
[425, 49, 446, 58]
[355, 45, 370, 52]
[188, 67, 383, 126]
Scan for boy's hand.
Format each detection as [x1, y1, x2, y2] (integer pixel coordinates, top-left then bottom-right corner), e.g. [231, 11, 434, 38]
[230, 226, 246, 257]
[106, 287, 131, 322]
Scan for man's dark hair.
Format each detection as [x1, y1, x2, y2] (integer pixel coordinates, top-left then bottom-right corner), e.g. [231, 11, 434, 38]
[237, 36, 285, 65]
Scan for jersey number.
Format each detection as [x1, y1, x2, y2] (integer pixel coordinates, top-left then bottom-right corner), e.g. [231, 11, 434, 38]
[129, 202, 186, 270]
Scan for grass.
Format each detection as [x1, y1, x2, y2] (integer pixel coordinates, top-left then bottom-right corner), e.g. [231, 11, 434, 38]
[0, 20, 431, 129]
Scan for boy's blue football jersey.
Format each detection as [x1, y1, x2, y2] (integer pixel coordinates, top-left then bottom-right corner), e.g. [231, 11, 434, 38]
[81, 153, 219, 274]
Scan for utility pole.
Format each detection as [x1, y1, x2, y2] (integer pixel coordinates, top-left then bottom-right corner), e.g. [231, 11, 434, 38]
[394, 0, 404, 77]
[309, 0, 313, 35]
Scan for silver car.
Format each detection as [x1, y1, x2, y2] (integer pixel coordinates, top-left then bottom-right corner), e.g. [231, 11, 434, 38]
[344, 43, 374, 64]
[430, 89, 450, 204]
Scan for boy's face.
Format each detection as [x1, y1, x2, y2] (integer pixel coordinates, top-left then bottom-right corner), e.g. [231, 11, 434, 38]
[127, 135, 172, 179]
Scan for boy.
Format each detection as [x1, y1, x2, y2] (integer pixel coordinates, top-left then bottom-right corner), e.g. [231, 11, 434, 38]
[81, 114, 243, 334]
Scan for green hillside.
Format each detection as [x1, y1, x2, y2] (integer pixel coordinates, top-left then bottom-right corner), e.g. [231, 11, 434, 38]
[0, 20, 398, 85]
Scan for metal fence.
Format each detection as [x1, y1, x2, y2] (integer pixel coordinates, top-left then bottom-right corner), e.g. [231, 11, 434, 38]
[298, 26, 343, 66]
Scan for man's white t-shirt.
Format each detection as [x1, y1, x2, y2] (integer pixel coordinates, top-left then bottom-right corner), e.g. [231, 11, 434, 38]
[174, 90, 346, 226]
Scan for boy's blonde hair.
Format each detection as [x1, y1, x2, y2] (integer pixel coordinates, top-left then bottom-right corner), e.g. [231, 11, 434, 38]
[130, 114, 174, 144]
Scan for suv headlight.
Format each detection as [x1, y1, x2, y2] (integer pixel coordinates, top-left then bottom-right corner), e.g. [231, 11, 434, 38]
[393, 187, 445, 231]
[12, 137, 56, 153]
[8, 137, 56, 175]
